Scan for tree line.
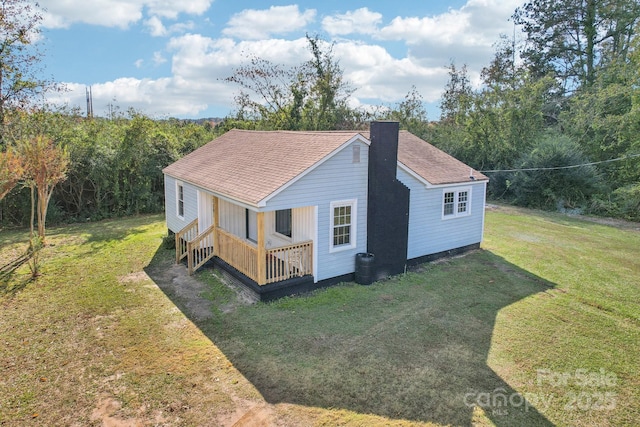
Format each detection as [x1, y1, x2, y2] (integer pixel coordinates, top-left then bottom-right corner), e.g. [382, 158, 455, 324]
[1, 0, 639, 231]
[429, 0, 640, 219]
[1, 110, 218, 226]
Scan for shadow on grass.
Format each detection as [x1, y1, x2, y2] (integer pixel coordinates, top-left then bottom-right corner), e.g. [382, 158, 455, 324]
[147, 248, 555, 426]
[0, 271, 31, 296]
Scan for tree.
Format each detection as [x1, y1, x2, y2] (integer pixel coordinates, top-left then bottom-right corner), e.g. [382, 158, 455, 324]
[225, 35, 362, 130]
[514, 0, 640, 90]
[0, 145, 22, 199]
[380, 86, 430, 138]
[439, 62, 473, 124]
[0, 0, 53, 136]
[20, 135, 69, 242]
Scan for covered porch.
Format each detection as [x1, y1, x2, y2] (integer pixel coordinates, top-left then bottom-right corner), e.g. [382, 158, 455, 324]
[174, 195, 314, 286]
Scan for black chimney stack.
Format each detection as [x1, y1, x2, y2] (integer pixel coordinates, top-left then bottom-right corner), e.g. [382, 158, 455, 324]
[367, 121, 410, 280]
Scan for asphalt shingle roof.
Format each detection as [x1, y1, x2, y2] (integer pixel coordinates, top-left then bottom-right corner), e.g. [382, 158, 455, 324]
[163, 128, 488, 206]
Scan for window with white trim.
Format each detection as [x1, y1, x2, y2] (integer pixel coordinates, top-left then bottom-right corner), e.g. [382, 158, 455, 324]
[176, 182, 185, 218]
[330, 200, 357, 252]
[442, 188, 471, 219]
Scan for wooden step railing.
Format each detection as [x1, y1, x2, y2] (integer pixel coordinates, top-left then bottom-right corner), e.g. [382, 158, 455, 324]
[187, 224, 216, 275]
[175, 218, 198, 264]
[216, 228, 259, 282]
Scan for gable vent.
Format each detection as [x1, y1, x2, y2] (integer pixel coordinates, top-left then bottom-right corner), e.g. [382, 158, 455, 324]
[352, 144, 361, 163]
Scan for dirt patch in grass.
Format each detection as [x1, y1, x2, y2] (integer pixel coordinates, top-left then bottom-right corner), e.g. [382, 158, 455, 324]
[90, 394, 162, 427]
[146, 263, 216, 321]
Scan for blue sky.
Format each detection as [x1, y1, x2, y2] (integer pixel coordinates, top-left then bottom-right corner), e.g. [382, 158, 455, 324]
[39, 0, 523, 119]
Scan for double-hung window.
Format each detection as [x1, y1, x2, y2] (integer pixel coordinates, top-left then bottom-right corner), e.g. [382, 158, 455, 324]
[330, 200, 357, 252]
[442, 188, 471, 219]
[176, 182, 185, 218]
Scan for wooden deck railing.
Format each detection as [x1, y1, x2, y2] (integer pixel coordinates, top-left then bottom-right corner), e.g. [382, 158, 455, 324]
[216, 228, 259, 282]
[265, 241, 313, 284]
[186, 224, 216, 275]
[176, 221, 313, 284]
[175, 218, 198, 264]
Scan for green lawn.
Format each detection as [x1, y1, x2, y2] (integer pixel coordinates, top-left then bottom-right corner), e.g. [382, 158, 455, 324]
[0, 207, 638, 426]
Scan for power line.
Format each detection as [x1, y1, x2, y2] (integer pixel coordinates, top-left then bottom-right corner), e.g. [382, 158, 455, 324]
[480, 153, 640, 173]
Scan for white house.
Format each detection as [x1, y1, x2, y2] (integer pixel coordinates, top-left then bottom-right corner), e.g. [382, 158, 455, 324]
[163, 121, 488, 300]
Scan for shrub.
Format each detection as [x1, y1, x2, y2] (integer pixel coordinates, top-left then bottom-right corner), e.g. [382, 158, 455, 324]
[510, 133, 602, 210]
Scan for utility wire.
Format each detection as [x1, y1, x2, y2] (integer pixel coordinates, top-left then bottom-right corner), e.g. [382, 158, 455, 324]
[479, 153, 640, 173]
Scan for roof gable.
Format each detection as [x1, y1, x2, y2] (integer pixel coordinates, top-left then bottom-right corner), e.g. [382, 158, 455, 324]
[163, 129, 364, 206]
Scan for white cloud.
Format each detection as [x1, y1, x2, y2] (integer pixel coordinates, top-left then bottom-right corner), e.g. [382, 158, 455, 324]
[332, 41, 447, 105]
[322, 8, 382, 36]
[153, 51, 167, 65]
[39, 0, 212, 29]
[376, 0, 522, 72]
[222, 5, 316, 40]
[146, 0, 211, 19]
[52, 78, 213, 118]
[144, 16, 194, 37]
[145, 16, 167, 36]
[134, 59, 144, 68]
[49, 36, 313, 118]
[44, 0, 522, 119]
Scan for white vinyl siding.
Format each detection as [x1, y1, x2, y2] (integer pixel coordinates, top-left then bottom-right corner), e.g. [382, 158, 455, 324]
[165, 175, 198, 233]
[397, 169, 486, 260]
[264, 206, 315, 249]
[218, 199, 246, 239]
[265, 139, 368, 281]
[197, 190, 213, 230]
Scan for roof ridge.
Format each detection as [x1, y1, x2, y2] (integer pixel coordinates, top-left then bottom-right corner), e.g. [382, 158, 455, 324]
[230, 129, 364, 135]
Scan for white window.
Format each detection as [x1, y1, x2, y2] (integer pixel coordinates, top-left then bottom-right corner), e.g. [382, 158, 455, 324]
[442, 188, 471, 219]
[176, 182, 185, 218]
[330, 199, 357, 252]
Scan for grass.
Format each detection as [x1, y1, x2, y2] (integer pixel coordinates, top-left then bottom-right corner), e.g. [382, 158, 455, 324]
[0, 207, 638, 426]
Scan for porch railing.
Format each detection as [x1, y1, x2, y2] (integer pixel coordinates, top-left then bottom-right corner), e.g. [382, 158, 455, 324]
[186, 224, 216, 275]
[265, 241, 313, 284]
[175, 218, 198, 264]
[216, 228, 259, 282]
[176, 222, 313, 284]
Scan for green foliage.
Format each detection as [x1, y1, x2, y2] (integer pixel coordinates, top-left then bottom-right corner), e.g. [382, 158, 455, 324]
[429, 8, 639, 220]
[0, 0, 57, 131]
[514, 0, 640, 88]
[510, 133, 602, 209]
[379, 86, 431, 139]
[0, 110, 217, 225]
[589, 183, 640, 221]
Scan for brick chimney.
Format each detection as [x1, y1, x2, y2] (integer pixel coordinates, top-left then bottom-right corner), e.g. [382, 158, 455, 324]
[367, 121, 410, 280]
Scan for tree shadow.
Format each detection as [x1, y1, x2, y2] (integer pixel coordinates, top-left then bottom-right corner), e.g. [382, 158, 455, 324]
[146, 248, 555, 426]
[0, 252, 32, 296]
